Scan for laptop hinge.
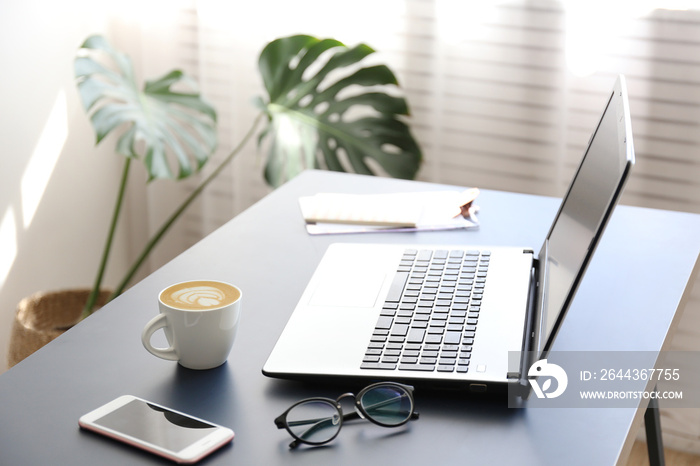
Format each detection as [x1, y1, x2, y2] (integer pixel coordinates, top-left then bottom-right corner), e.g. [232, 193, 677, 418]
[509, 257, 538, 398]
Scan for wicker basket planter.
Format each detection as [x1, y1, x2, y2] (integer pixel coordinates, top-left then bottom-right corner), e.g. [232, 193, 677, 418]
[7, 289, 110, 368]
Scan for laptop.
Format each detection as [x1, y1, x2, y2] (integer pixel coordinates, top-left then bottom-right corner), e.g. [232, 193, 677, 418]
[263, 75, 635, 392]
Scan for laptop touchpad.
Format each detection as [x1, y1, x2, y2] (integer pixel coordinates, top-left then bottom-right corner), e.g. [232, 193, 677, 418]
[309, 270, 386, 308]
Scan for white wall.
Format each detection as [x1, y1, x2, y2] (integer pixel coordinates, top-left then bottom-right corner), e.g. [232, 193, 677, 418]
[0, 1, 141, 373]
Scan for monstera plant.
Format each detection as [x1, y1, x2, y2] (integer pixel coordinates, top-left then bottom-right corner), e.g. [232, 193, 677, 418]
[79, 33, 421, 316]
[74, 35, 218, 318]
[256, 35, 422, 187]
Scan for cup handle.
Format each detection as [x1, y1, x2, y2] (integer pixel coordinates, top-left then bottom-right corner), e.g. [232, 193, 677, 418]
[141, 314, 179, 361]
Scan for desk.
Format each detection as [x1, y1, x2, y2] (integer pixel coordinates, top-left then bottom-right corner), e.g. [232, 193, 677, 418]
[1, 171, 699, 465]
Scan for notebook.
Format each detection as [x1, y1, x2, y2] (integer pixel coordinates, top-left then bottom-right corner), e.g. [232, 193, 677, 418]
[263, 76, 635, 391]
[298, 189, 480, 228]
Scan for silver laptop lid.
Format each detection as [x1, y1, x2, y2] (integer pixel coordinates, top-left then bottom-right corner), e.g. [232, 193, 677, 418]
[533, 75, 635, 356]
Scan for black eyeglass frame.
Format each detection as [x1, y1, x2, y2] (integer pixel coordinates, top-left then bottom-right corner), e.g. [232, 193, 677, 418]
[274, 381, 420, 449]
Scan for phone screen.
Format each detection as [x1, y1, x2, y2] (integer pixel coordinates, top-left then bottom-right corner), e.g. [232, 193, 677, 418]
[88, 398, 224, 453]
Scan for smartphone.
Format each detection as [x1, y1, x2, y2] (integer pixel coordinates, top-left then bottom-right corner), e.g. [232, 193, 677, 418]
[79, 395, 234, 464]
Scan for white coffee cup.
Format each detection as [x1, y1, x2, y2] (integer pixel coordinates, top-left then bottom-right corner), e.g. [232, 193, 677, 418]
[141, 280, 242, 370]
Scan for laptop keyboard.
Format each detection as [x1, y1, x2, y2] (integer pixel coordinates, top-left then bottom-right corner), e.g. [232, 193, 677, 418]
[361, 248, 489, 374]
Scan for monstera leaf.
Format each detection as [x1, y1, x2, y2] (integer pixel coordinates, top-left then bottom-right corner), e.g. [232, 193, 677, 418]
[74, 35, 217, 180]
[256, 35, 422, 188]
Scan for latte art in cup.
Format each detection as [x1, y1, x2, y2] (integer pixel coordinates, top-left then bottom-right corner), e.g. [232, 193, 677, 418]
[160, 280, 240, 310]
[172, 286, 225, 308]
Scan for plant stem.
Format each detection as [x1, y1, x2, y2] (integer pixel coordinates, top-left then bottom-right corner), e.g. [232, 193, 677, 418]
[82, 156, 132, 319]
[108, 112, 265, 301]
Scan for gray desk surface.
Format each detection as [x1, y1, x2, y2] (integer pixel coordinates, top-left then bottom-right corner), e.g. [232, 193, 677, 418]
[2, 170, 699, 465]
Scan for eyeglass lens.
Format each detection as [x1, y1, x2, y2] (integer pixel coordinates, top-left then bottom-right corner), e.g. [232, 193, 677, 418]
[285, 400, 341, 445]
[360, 385, 412, 426]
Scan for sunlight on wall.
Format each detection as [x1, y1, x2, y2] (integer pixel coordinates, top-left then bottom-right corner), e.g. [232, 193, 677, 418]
[112, 0, 182, 29]
[196, 0, 406, 46]
[564, 0, 699, 77]
[564, 0, 646, 77]
[21, 90, 68, 229]
[435, 0, 502, 45]
[0, 208, 18, 290]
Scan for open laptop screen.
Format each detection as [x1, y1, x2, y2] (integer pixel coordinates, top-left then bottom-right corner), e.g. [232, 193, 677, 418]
[538, 77, 634, 354]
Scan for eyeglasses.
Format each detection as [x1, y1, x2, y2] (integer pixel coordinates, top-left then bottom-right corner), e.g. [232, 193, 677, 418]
[274, 382, 419, 449]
